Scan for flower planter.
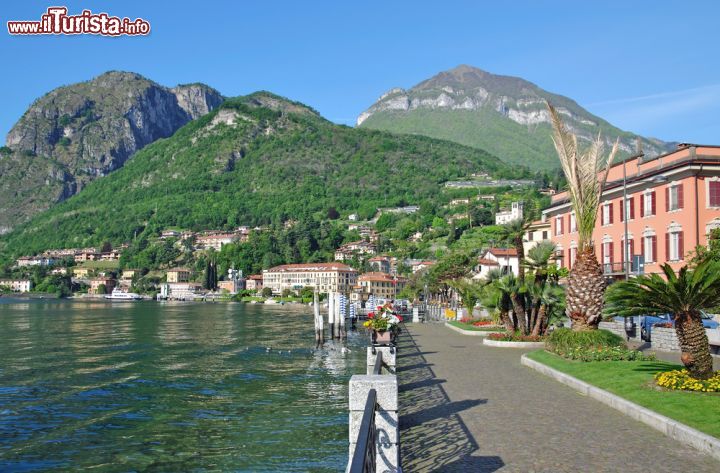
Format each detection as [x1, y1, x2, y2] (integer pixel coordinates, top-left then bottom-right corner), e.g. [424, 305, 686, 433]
[483, 338, 546, 348]
[372, 330, 392, 345]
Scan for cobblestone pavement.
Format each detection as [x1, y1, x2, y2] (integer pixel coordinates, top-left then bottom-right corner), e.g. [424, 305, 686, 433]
[397, 323, 719, 472]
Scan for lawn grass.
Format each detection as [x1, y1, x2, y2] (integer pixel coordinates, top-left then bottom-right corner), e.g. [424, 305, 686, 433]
[447, 320, 503, 332]
[527, 350, 720, 438]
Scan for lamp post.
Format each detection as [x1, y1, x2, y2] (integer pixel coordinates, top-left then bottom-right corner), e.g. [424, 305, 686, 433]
[622, 152, 644, 280]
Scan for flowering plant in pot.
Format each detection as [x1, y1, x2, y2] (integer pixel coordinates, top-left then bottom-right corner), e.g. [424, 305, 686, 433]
[364, 303, 402, 344]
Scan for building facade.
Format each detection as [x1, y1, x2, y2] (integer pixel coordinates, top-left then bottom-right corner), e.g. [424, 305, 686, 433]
[0, 279, 32, 292]
[543, 144, 720, 277]
[246, 274, 264, 291]
[495, 201, 524, 225]
[262, 262, 358, 295]
[356, 272, 407, 301]
[473, 248, 520, 279]
[167, 268, 191, 283]
[523, 218, 552, 255]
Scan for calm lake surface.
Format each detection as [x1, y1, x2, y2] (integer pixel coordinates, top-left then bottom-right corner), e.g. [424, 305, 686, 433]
[0, 299, 366, 472]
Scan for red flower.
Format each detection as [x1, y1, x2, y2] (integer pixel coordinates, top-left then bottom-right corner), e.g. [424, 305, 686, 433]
[368, 312, 375, 319]
[396, 315, 403, 322]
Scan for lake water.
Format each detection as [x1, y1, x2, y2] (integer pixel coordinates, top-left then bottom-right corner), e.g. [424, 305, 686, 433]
[0, 299, 366, 472]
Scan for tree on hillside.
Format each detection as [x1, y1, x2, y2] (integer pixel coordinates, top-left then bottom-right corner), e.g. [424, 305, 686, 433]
[547, 102, 618, 331]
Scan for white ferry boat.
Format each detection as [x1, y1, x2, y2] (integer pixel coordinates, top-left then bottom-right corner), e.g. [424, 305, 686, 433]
[105, 289, 143, 301]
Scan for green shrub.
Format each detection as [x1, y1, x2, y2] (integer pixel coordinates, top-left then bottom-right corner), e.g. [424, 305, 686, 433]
[559, 346, 656, 362]
[546, 328, 624, 354]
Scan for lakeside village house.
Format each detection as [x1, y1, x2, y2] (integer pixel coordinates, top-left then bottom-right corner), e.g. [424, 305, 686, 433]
[351, 272, 407, 304]
[262, 263, 358, 295]
[0, 279, 33, 292]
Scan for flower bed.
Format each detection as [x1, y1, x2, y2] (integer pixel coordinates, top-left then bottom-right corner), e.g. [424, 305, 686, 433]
[655, 369, 720, 392]
[488, 332, 542, 342]
[483, 331, 545, 348]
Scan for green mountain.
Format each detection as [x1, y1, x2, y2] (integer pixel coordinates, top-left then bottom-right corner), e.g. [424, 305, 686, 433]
[0, 71, 223, 233]
[0, 92, 527, 259]
[357, 65, 674, 171]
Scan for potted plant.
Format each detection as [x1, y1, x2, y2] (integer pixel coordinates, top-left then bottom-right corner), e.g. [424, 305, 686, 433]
[364, 303, 403, 345]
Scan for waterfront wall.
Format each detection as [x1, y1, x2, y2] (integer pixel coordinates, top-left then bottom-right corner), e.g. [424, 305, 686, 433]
[347, 347, 399, 472]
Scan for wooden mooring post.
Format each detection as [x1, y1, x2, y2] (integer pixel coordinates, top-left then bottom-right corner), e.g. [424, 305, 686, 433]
[314, 292, 324, 348]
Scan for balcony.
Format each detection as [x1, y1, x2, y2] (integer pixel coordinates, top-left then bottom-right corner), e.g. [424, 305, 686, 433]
[602, 259, 644, 276]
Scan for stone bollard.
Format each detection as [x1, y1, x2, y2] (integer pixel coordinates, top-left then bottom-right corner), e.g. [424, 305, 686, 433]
[367, 347, 396, 375]
[348, 374, 399, 473]
[412, 307, 420, 323]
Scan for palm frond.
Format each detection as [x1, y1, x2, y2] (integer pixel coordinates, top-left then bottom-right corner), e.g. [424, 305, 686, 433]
[547, 102, 617, 250]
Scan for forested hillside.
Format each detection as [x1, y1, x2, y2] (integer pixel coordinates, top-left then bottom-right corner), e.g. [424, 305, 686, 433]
[0, 92, 529, 260]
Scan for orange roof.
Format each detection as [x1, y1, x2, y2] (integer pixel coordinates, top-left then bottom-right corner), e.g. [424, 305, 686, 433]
[369, 256, 390, 262]
[486, 248, 518, 257]
[167, 267, 191, 272]
[266, 262, 357, 273]
[359, 272, 395, 282]
[477, 258, 499, 266]
[248, 274, 263, 280]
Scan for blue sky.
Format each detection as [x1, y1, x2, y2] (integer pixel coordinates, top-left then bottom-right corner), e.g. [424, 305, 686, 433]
[2, 1, 719, 144]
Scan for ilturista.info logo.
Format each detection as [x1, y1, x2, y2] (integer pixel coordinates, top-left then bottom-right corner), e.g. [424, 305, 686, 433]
[7, 6, 150, 36]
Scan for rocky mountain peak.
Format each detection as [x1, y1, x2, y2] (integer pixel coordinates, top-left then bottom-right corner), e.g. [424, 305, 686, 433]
[357, 65, 674, 169]
[0, 71, 224, 233]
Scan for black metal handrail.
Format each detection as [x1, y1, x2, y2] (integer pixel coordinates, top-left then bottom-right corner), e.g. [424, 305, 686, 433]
[348, 388, 378, 473]
[372, 351, 386, 375]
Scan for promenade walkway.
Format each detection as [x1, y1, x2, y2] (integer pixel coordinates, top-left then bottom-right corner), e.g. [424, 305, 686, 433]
[397, 323, 719, 472]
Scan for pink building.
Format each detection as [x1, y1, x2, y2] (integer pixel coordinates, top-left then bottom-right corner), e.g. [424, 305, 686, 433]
[543, 144, 720, 277]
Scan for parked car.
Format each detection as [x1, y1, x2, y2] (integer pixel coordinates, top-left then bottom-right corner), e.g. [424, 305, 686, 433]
[615, 312, 719, 342]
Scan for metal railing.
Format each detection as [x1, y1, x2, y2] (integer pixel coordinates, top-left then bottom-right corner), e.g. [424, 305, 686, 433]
[602, 261, 643, 275]
[372, 351, 385, 375]
[348, 388, 378, 473]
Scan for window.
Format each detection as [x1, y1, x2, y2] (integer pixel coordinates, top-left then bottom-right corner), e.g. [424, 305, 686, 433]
[643, 235, 657, 263]
[709, 181, 720, 207]
[620, 239, 634, 263]
[602, 203, 613, 226]
[527, 231, 534, 241]
[666, 184, 684, 211]
[569, 247, 577, 269]
[570, 213, 577, 233]
[601, 241, 613, 265]
[666, 231, 684, 261]
[542, 231, 548, 240]
[641, 191, 656, 217]
[620, 197, 634, 221]
[555, 216, 563, 235]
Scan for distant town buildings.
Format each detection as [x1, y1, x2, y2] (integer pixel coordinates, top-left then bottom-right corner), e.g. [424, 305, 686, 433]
[354, 272, 407, 302]
[334, 240, 376, 261]
[473, 248, 520, 279]
[16, 256, 55, 267]
[89, 277, 116, 295]
[368, 256, 391, 274]
[495, 201, 524, 225]
[0, 279, 32, 292]
[167, 268, 191, 283]
[245, 274, 264, 291]
[262, 262, 358, 295]
[195, 233, 238, 251]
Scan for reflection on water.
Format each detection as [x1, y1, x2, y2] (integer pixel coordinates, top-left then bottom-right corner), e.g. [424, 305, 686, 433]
[0, 300, 365, 472]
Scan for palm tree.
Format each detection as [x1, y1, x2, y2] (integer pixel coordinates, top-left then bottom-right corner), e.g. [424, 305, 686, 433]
[605, 261, 720, 380]
[523, 241, 562, 336]
[497, 218, 531, 280]
[483, 269, 515, 332]
[523, 240, 557, 284]
[547, 102, 619, 331]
